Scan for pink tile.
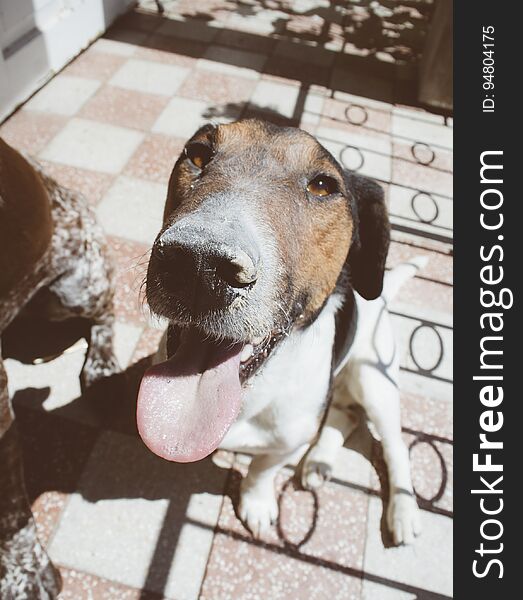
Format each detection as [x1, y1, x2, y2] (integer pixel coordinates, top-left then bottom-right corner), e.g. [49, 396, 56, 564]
[124, 134, 185, 184]
[391, 229, 452, 255]
[322, 97, 391, 134]
[177, 69, 256, 104]
[401, 391, 452, 441]
[0, 110, 67, 154]
[63, 51, 127, 82]
[58, 567, 163, 599]
[392, 158, 453, 198]
[387, 242, 453, 286]
[32, 491, 68, 547]
[131, 326, 165, 363]
[39, 160, 115, 207]
[396, 276, 452, 312]
[108, 236, 152, 324]
[200, 467, 367, 599]
[369, 430, 452, 516]
[135, 34, 206, 67]
[318, 117, 391, 149]
[79, 86, 170, 131]
[409, 435, 453, 513]
[393, 140, 452, 172]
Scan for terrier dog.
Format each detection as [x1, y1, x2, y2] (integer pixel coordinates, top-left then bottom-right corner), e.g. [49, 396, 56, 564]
[137, 120, 422, 544]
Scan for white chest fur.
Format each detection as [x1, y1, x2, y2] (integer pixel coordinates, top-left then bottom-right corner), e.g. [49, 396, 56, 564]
[220, 295, 341, 455]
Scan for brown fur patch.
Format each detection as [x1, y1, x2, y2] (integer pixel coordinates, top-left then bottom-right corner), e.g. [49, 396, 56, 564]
[0, 139, 53, 296]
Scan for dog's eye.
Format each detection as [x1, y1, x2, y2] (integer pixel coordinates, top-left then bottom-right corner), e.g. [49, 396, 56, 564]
[307, 175, 339, 197]
[186, 143, 212, 169]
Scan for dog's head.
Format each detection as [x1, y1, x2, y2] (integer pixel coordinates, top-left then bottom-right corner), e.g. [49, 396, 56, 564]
[138, 119, 389, 463]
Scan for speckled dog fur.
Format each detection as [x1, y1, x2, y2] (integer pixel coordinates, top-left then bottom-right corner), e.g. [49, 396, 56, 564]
[0, 139, 118, 599]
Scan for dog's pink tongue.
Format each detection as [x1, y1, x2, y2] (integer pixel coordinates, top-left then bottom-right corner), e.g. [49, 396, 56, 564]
[137, 331, 242, 462]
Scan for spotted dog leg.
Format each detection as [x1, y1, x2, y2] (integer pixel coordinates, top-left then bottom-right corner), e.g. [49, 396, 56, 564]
[81, 314, 120, 391]
[0, 358, 61, 599]
[42, 187, 120, 391]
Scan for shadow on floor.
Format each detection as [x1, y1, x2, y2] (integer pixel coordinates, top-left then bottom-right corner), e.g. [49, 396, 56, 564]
[5, 311, 451, 599]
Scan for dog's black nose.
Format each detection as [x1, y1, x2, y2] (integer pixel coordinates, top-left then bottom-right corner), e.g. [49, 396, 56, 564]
[153, 224, 259, 310]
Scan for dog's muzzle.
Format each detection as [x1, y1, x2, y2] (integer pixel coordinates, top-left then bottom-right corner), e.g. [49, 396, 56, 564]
[152, 215, 261, 313]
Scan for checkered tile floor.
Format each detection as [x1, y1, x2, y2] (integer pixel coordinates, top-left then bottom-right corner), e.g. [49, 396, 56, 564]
[1, 2, 453, 598]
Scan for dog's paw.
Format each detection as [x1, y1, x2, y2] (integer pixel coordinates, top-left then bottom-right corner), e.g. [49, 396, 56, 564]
[238, 482, 278, 538]
[301, 451, 333, 490]
[387, 492, 422, 545]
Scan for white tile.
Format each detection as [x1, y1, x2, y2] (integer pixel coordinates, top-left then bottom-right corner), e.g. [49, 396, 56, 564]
[388, 184, 453, 240]
[317, 125, 391, 155]
[227, 13, 280, 35]
[197, 45, 267, 79]
[25, 76, 101, 116]
[398, 369, 452, 404]
[113, 321, 143, 369]
[96, 176, 166, 245]
[304, 92, 325, 115]
[331, 443, 373, 488]
[249, 80, 300, 119]
[5, 343, 101, 428]
[392, 113, 453, 149]
[110, 59, 190, 96]
[333, 90, 393, 112]
[318, 134, 391, 182]
[300, 92, 325, 126]
[152, 96, 242, 139]
[391, 312, 453, 384]
[393, 106, 445, 125]
[91, 36, 141, 57]
[40, 118, 143, 174]
[363, 497, 453, 597]
[362, 581, 416, 600]
[49, 431, 228, 599]
[5, 351, 83, 414]
[292, 0, 332, 14]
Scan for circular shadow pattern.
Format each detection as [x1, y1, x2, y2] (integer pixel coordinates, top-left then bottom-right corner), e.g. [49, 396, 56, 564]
[409, 436, 447, 504]
[409, 324, 444, 373]
[276, 478, 319, 550]
[340, 145, 365, 171]
[345, 104, 368, 126]
[411, 192, 439, 224]
[411, 142, 435, 165]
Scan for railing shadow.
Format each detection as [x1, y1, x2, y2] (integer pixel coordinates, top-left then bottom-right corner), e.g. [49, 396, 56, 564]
[107, 0, 442, 109]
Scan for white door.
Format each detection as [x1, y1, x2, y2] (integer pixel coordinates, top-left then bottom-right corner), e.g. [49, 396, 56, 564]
[0, 0, 133, 121]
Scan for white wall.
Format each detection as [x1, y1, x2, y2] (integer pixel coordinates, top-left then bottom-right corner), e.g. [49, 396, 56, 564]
[0, 0, 134, 121]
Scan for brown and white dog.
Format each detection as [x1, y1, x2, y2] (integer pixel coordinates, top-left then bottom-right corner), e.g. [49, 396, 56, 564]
[138, 119, 422, 544]
[0, 138, 118, 598]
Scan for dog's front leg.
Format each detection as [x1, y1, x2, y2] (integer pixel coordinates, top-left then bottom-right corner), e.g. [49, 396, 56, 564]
[0, 359, 61, 599]
[81, 314, 120, 391]
[365, 390, 422, 546]
[239, 446, 307, 538]
[301, 404, 359, 489]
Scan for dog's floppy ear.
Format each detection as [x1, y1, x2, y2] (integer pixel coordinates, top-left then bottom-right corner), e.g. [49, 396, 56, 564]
[345, 171, 390, 300]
